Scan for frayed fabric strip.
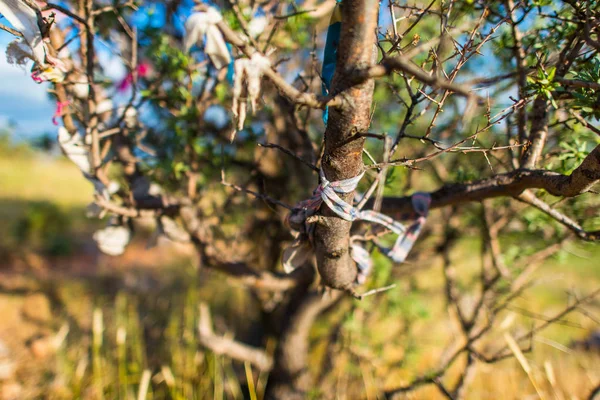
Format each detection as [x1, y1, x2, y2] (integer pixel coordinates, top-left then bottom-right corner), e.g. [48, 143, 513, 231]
[57, 127, 109, 200]
[1, 0, 66, 82]
[232, 53, 271, 131]
[0, 0, 45, 64]
[283, 168, 431, 284]
[184, 7, 231, 70]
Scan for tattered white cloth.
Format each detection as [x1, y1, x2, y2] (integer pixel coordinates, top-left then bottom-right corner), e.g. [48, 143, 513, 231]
[247, 14, 267, 39]
[93, 224, 131, 256]
[0, 0, 65, 82]
[57, 127, 133, 256]
[184, 7, 231, 69]
[57, 127, 108, 199]
[232, 53, 271, 130]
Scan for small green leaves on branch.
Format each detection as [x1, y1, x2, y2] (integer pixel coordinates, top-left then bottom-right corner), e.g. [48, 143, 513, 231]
[570, 58, 600, 121]
[526, 66, 559, 108]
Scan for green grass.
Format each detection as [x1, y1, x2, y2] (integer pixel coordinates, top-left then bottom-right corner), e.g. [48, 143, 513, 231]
[28, 265, 266, 400]
[0, 152, 93, 208]
[0, 141, 99, 254]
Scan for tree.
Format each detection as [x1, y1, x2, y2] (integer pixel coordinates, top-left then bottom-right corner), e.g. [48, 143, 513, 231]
[1, 0, 599, 398]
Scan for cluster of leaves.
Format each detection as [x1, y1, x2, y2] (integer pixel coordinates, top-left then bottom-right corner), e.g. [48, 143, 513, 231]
[526, 66, 560, 108]
[572, 57, 600, 120]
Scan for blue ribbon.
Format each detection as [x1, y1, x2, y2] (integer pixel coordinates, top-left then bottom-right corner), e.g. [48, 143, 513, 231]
[321, 1, 342, 125]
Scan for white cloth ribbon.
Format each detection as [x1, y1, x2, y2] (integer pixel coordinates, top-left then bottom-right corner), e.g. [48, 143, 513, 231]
[0, 0, 45, 64]
[0, 0, 65, 82]
[184, 7, 231, 70]
[57, 127, 108, 199]
[247, 15, 267, 39]
[93, 224, 131, 256]
[283, 168, 431, 284]
[232, 53, 271, 130]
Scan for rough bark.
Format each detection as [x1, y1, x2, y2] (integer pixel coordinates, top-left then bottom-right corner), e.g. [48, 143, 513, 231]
[314, 0, 380, 290]
[520, 96, 549, 169]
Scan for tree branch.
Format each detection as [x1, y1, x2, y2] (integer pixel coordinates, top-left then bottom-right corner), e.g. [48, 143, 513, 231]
[313, 0, 380, 290]
[211, 15, 339, 110]
[521, 35, 585, 168]
[178, 206, 313, 292]
[44, 2, 87, 25]
[265, 290, 342, 399]
[354, 56, 478, 100]
[556, 77, 600, 90]
[505, 0, 528, 145]
[516, 190, 598, 240]
[198, 303, 273, 370]
[376, 144, 600, 232]
[0, 23, 23, 37]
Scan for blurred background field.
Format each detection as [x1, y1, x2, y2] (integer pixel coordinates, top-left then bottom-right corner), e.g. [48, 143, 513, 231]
[0, 131, 599, 400]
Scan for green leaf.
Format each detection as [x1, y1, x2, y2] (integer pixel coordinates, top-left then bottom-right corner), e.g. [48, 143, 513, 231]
[537, 68, 545, 80]
[173, 162, 188, 180]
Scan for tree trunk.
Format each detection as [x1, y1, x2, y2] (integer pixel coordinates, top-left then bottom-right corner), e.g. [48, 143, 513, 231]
[314, 0, 380, 291]
[264, 288, 341, 399]
[265, 1, 379, 396]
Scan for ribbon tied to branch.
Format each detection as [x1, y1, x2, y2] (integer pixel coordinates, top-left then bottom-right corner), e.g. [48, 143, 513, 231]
[284, 169, 431, 284]
[1, 0, 66, 82]
[232, 53, 271, 132]
[184, 6, 231, 70]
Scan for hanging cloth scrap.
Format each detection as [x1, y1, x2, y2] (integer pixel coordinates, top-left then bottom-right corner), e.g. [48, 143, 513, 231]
[184, 6, 231, 70]
[0, 0, 66, 82]
[284, 169, 431, 284]
[57, 126, 109, 200]
[232, 53, 271, 131]
[93, 223, 131, 256]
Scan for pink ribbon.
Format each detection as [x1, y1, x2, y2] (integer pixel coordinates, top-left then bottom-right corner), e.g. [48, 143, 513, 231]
[117, 62, 151, 92]
[52, 100, 70, 125]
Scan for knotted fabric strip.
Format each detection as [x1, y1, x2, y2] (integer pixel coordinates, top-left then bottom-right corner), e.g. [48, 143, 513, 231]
[52, 101, 70, 126]
[284, 168, 431, 284]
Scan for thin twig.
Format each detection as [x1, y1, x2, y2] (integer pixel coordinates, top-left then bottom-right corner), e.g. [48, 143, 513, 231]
[352, 284, 397, 300]
[258, 143, 318, 172]
[221, 169, 293, 210]
[0, 23, 23, 37]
